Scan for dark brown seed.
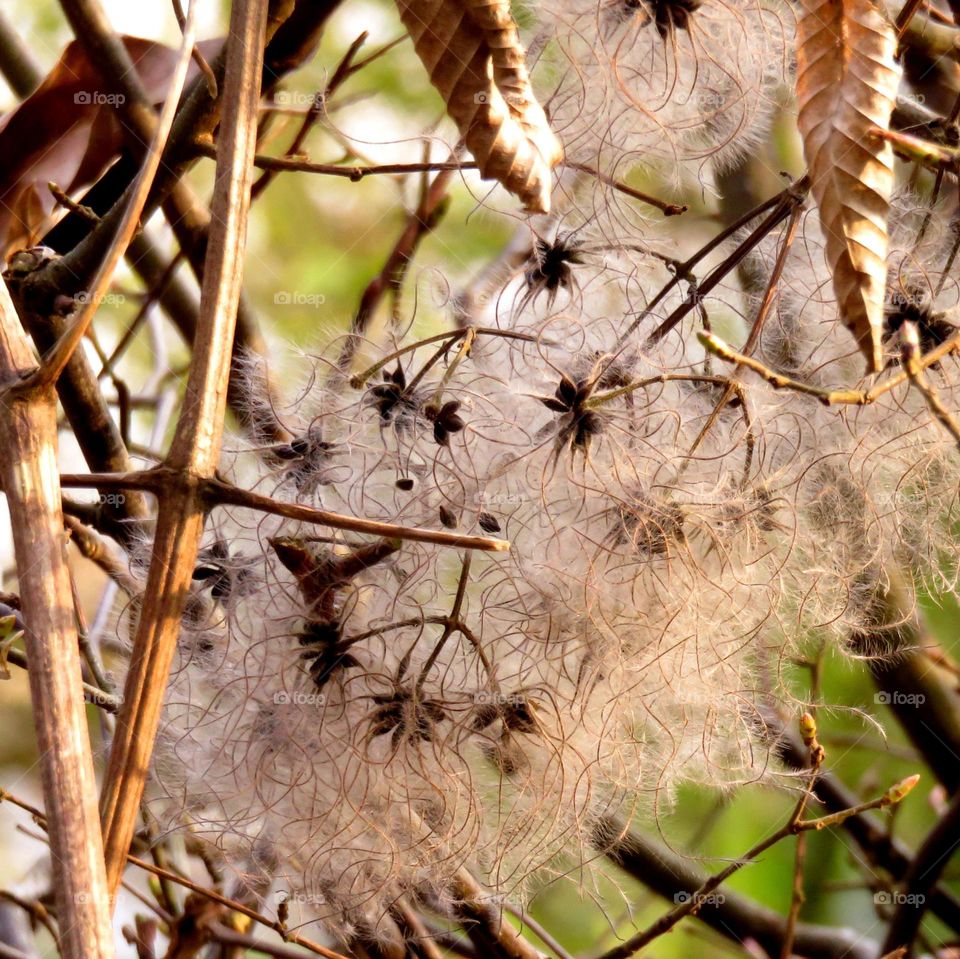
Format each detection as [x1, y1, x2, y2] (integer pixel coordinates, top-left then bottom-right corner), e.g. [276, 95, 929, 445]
[439, 505, 458, 528]
[289, 436, 311, 455]
[478, 511, 501, 533]
[396, 478, 415, 491]
[557, 375, 577, 404]
[443, 413, 465, 433]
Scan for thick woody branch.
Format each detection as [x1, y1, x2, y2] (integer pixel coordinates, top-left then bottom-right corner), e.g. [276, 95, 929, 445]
[450, 869, 543, 959]
[7, 0, 335, 459]
[336, 160, 458, 372]
[27, 0, 331, 302]
[0, 9, 40, 97]
[882, 788, 960, 955]
[35, 1, 195, 386]
[856, 579, 960, 793]
[0, 278, 114, 956]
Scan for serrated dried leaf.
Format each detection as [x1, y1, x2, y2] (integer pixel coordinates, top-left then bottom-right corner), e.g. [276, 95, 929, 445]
[394, 0, 563, 213]
[796, 0, 902, 373]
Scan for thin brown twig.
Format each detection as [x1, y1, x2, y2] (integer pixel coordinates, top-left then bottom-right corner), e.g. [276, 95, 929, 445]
[594, 773, 918, 959]
[0, 891, 60, 954]
[700, 325, 960, 407]
[2, 635, 122, 713]
[196, 137, 474, 180]
[685, 201, 802, 462]
[0, 787, 350, 959]
[781, 711, 825, 959]
[250, 30, 369, 201]
[565, 160, 687, 215]
[349, 326, 546, 387]
[33, 3, 196, 387]
[170, 0, 217, 96]
[58, 470, 510, 551]
[336, 154, 459, 371]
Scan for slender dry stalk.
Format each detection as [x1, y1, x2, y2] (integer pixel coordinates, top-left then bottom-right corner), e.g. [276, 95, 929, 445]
[98, 0, 272, 898]
[0, 276, 114, 957]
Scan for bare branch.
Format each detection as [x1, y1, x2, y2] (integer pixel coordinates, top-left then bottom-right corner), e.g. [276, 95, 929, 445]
[0, 276, 114, 955]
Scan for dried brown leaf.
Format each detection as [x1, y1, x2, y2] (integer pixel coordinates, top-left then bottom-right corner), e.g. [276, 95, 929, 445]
[395, 0, 563, 213]
[4, 184, 48, 258]
[0, 36, 217, 251]
[796, 0, 902, 373]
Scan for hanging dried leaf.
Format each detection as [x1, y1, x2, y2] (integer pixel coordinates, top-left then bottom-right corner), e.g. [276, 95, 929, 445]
[795, 0, 902, 373]
[394, 0, 563, 213]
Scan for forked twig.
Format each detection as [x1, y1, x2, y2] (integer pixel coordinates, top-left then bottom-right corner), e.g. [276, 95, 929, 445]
[900, 320, 960, 447]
